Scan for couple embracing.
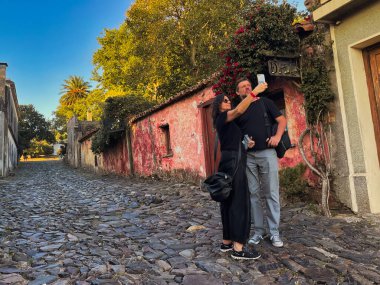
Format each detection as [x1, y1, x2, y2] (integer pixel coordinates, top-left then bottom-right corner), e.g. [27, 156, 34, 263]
[212, 77, 287, 260]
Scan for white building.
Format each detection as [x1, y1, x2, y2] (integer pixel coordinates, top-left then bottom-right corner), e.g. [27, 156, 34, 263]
[0, 63, 19, 177]
[53, 143, 65, 156]
[313, 0, 380, 213]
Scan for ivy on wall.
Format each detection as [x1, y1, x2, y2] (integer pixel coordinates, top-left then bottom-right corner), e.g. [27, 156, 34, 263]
[298, 24, 335, 217]
[91, 95, 155, 154]
[300, 27, 334, 125]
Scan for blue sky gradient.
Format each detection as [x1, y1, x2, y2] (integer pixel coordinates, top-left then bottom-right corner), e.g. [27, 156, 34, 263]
[1, 0, 305, 119]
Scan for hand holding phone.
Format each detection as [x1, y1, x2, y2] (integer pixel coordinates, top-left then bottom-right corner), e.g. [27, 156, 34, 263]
[257, 74, 265, 84]
[252, 74, 268, 96]
[243, 134, 255, 149]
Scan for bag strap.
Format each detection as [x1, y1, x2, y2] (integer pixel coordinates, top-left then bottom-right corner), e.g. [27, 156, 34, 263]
[213, 132, 241, 178]
[232, 143, 241, 178]
[213, 133, 219, 163]
[259, 99, 272, 139]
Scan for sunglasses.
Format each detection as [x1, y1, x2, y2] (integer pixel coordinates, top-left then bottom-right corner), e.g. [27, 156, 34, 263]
[223, 98, 230, 103]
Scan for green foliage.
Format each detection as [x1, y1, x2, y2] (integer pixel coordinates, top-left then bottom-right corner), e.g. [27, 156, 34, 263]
[55, 88, 109, 122]
[93, 0, 252, 101]
[18, 105, 55, 151]
[55, 75, 93, 124]
[213, 1, 299, 96]
[279, 163, 309, 200]
[91, 95, 155, 154]
[26, 139, 54, 157]
[60, 76, 91, 106]
[50, 112, 68, 143]
[300, 28, 334, 125]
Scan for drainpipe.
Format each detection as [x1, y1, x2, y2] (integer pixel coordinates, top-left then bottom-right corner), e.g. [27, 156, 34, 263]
[126, 127, 134, 176]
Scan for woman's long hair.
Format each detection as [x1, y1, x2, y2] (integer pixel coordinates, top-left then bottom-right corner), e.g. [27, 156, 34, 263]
[212, 94, 226, 128]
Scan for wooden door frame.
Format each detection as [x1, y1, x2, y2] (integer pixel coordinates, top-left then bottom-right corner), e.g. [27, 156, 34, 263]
[199, 98, 215, 176]
[363, 43, 380, 164]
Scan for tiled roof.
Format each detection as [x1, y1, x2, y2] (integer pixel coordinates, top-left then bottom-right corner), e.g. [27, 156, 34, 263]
[129, 72, 219, 124]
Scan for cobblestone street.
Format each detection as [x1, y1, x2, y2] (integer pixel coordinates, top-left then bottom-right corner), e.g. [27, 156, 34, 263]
[0, 161, 380, 285]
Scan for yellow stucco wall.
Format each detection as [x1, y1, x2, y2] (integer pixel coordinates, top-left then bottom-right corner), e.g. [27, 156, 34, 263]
[329, 1, 380, 212]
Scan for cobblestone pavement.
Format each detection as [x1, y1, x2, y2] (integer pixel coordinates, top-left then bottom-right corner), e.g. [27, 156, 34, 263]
[1, 161, 380, 285]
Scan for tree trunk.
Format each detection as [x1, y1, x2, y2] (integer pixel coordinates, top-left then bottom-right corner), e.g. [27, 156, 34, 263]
[299, 127, 332, 217]
[321, 176, 331, 217]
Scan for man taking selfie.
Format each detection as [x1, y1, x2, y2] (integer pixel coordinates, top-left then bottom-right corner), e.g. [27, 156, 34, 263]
[234, 77, 287, 248]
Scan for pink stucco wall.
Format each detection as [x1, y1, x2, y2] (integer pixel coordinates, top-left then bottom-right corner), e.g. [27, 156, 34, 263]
[278, 80, 307, 168]
[101, 137, 131, 175]
[78, 135, 131, 176]
[270, 79, 316, 183]
[131, 86, 215, 180]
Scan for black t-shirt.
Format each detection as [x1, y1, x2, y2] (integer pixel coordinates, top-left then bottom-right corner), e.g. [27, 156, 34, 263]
[215, 111, 242, 151]
[235, 97, 282, 151]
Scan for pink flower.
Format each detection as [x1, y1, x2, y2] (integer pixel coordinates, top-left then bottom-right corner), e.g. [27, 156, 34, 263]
[212, 84, 220, 90]
[235, 26, 245, 35]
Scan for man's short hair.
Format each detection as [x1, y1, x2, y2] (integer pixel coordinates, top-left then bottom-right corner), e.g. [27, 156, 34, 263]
[235, 77, 252, 92]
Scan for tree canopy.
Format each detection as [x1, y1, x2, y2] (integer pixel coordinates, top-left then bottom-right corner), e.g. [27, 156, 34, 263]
[93, 0, 254, 101]
[60, 76, 91, 106]
[18, 105, 55, 152]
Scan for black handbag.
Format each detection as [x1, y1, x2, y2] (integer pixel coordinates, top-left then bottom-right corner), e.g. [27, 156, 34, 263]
[203, 172, 233, 202]
[202, 135, 241, 202]
[259, 99, 293, 158]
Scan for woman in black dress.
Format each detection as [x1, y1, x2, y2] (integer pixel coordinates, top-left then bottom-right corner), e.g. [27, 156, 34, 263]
[212, 82, 267, 260]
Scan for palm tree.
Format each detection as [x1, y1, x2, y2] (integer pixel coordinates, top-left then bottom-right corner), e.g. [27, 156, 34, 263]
[60, 76, 91, 106]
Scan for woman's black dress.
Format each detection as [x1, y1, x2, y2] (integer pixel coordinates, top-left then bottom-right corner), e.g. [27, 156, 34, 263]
[215, 111, 251, 243]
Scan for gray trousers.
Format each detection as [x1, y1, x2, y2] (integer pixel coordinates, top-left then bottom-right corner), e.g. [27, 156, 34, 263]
[246, 149, 280, 236]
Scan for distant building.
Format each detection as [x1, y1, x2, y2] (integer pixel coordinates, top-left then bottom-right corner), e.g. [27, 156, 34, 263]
[0, 63, 19, 176]
[53, 143, 65, 156]
[66, 116, 100, 168]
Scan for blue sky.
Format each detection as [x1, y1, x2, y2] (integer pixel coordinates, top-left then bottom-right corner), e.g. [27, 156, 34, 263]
[1, 0, 305, 119]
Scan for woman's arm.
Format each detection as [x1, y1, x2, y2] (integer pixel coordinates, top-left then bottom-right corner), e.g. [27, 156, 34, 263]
[225, 83, 268, 122]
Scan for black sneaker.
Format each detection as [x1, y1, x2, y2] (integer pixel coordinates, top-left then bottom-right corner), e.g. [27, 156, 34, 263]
[220, 243, 233, 252]
[231, 248, 261, 260]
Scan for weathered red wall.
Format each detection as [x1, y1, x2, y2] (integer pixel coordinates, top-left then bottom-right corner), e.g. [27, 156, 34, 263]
[268, 78, 316, 183]
[131, 87, 215, 180]
[277, 79, 307, 168]
[101, 137, 131, 175]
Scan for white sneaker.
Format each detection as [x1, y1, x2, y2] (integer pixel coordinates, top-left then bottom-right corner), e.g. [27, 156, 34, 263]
[270, 235, 284, 247]
[248, 234, 263, 245]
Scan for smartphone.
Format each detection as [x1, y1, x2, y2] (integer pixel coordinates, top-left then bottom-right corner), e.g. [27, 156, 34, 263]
[242, 134, 250, 150]
[257, 74, 265, 84]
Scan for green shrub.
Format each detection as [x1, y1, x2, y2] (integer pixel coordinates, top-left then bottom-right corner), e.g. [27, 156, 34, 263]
[213, 1, 300, 97]
[279, 163, 308, 200]
[26, 139, 54, 157]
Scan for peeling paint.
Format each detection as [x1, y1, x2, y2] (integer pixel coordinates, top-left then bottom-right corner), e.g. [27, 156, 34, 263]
[174, 146, 182, 154]
[131, 86, 215, 178]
